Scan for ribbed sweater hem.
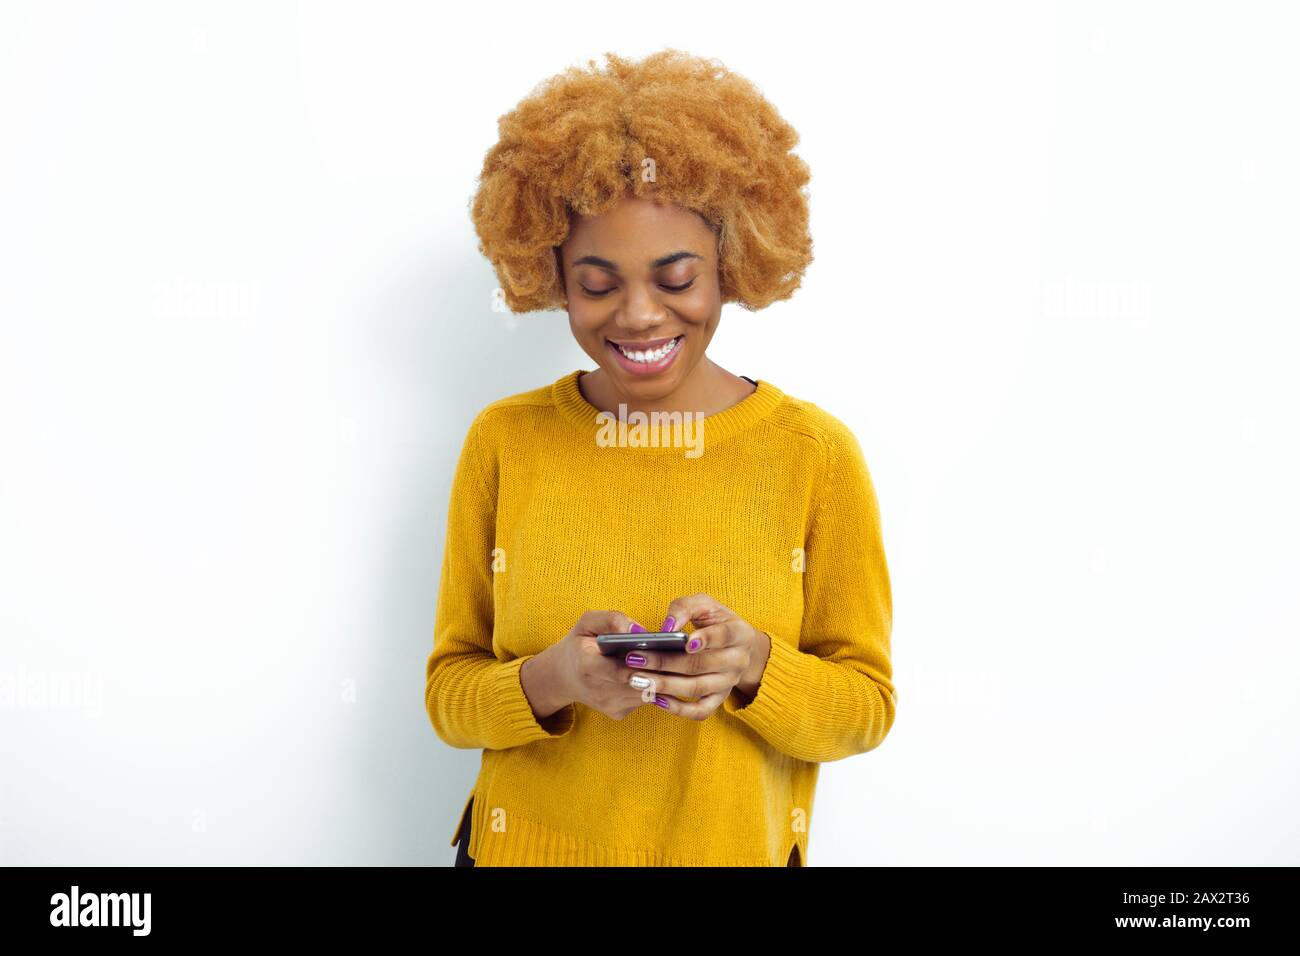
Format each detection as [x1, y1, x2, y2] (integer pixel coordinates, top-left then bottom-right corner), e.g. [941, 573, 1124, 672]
[456, 788, 808, 867]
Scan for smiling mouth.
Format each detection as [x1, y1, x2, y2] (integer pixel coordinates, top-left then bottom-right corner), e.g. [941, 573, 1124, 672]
[606, 335, 684, 364]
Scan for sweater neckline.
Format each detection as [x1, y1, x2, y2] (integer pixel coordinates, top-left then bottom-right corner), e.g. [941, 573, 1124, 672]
[552, 369, 785, 449]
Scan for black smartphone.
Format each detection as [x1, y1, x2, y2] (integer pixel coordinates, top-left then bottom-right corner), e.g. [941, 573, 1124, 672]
[595, 631, 689, 656]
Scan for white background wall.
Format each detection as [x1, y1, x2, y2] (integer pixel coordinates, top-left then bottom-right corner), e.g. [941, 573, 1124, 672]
[1, 0, 1296, 865]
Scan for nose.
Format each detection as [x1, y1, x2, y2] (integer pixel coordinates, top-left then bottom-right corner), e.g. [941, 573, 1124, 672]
[613, 282, 669, 333]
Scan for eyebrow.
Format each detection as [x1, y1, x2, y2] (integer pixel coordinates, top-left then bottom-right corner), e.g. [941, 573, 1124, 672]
[570, 250, 703, 272]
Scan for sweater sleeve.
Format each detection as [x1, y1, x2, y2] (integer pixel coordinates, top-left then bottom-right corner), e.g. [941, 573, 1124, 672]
[720, 420, 896, 763]
[424, 410, 577, 749]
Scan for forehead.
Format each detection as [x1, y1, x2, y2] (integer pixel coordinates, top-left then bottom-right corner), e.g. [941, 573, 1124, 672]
[562, 196, 716, 258]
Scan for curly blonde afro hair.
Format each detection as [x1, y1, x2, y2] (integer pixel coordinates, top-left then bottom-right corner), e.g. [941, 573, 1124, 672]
[469, 48, 813, 313]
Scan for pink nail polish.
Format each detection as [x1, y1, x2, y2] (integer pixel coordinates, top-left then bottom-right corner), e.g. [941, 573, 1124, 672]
[654, 695, 670, 708]
[687, 638, 700, 651]
[630, 623, 646, 633]
[662, 616, 676, 631]
[625, 653, 646, 667]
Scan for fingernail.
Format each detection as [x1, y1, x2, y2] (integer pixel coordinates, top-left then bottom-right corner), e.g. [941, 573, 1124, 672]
[662, 616, 676, 631]
[654, 695, 670, 708]
[630, 623, 646, 633]
[687, 638, 701, 651]
[625, 653, 646, 667]
[629, 675, 652, 689]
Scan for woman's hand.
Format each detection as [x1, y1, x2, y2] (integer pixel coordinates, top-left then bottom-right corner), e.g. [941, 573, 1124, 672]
[523, 610, 656, 721]
[625, 593, 772, 720]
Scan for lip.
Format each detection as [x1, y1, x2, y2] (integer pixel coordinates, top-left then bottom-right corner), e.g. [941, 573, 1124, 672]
[605, 334, 684, 376]
[606, 334, 680, 350]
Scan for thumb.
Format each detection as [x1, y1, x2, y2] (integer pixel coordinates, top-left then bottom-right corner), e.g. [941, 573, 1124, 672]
[577, 610, 646, 637]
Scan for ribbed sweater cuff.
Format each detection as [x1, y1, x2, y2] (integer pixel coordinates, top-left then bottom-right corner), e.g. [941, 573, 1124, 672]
[493, 655, 576, 745]
[721, 632, 815, 748]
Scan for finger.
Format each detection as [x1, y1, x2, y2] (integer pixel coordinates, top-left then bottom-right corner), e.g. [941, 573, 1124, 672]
[638, 670, 732, 704]
[608, 664, 663, 707]
[653, 689, 727, 721]
[625, 640, 747, 675]
[659, 592, 735, 639]
[626, 672, 661, 705]
[577, 609, 647, 639]
[679, 620, 748, 657]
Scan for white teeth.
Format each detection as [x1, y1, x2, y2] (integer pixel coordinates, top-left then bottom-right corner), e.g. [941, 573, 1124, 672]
[616, 336, 679, 363]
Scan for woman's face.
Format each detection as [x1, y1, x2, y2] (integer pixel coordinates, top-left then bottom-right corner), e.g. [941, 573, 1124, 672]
[558, 195, 722, 400]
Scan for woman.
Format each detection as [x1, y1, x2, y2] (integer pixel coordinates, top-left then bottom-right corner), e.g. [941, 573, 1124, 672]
[426, 49, 896, 867]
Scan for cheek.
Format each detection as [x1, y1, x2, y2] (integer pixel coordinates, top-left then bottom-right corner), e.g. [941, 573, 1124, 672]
[568, 309, 606, 345]
[680, 277, 721, 318]
[679, 292, 720, 327]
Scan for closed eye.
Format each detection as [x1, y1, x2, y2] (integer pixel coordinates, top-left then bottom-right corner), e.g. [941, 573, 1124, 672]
[580, 279, 696, 298]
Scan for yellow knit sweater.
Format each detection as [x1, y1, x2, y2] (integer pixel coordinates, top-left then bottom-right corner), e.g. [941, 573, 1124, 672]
[424, 369, 896, 866]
